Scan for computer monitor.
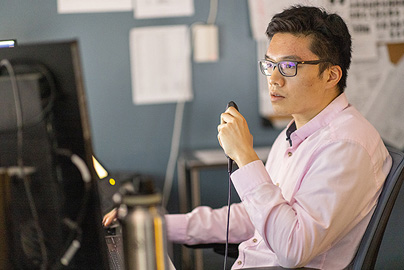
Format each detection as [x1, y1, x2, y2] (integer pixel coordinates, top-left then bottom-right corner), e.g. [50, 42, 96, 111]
[0, 40, 109, 269]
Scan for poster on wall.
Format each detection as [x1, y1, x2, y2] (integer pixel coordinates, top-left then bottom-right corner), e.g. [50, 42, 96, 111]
[129, 25, 193, 105]
[134, 0, 194, 19]
[350, 0, 404, 44]
[57, 0, 132, 13]
[58, 0, 194, 17]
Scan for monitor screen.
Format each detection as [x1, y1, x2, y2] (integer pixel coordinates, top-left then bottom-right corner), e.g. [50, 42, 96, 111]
[0, 40, 109, 269]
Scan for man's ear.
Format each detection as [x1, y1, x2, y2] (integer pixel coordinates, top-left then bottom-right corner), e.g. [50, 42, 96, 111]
[326, 65, 342, 89]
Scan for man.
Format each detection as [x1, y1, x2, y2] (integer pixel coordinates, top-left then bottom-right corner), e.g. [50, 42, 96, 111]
[103, 5, 392, 269]
[165, 5, 392, 269]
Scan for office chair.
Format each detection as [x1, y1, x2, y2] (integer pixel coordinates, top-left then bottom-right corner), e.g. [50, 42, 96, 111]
[186, 146, 404, 270]
[346, 145, 404, 270]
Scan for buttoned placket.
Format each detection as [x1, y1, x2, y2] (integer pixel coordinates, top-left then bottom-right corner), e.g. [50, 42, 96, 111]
[235, 235, 262, 268]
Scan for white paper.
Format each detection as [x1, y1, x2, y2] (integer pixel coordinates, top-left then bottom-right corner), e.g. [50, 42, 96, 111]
[349, 0, 404, 43]
[134, 0, 194, 19]
[365, 55, 404, 149]
[350, 22, 379, 61]
[130, 25, 193, 105]
[57, 0, 132, 13]
[345, 45, 393, 116]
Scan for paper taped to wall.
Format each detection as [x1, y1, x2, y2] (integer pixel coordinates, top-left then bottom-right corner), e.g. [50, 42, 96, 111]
[57, 0, 132, 13]
[129, 25, 193, 105]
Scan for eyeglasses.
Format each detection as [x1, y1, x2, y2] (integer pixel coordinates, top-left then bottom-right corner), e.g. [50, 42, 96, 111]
[258, 59, 331, 77]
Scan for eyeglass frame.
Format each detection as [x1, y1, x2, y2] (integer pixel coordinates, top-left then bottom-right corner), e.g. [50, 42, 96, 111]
[258, 59, 332, 77]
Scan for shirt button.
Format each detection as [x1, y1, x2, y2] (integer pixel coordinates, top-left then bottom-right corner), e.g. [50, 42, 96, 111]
[252, 238, 258, 243]
[237, 261, 242, 265]
[276, 183, 280, 187]
[288, 152, 293, 157]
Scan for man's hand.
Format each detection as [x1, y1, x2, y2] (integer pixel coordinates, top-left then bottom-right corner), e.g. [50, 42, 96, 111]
[102, 208, 117, 227]
[217, 107, 259, 168]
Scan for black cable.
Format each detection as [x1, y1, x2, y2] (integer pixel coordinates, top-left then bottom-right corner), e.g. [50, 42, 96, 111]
[223, 160, 233, 270]
[52, 149, 92, 269]
[0, 59, 49, 270]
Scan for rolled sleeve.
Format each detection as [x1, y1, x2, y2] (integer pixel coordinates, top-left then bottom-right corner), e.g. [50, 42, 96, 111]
[231, 160, 272, 199]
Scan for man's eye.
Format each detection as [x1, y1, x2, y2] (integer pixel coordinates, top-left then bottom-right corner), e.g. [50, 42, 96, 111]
[282, 62, 296, 69]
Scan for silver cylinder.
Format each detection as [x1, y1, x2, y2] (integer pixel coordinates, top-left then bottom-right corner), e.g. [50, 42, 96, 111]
[119, 184, 169, 270]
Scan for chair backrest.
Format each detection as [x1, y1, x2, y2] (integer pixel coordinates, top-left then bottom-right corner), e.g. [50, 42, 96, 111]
[348, 146, 404, 270]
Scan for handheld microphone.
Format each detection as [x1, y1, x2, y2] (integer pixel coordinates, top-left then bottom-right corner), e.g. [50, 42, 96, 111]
[225, 101, 239, 173]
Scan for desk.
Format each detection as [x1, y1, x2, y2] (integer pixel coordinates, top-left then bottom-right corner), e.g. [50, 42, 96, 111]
[177, 146, 271, 270]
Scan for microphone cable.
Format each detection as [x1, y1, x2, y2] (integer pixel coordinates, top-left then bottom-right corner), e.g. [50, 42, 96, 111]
[224, 157, 233, 270]
[223, 101, 238, 270]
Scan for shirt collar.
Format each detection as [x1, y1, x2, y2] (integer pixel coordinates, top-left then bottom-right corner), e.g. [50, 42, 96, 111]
[285, 93, 349, 147]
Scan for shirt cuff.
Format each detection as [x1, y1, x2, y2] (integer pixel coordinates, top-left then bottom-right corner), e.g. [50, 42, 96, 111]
[231, 160, 271, 199]
[165, 214, 189, 243]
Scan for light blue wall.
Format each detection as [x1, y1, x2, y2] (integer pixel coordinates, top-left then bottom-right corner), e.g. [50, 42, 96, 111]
[0, 0, 278, 208]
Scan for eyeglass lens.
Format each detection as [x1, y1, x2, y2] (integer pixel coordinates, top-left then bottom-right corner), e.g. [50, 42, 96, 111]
[260, 61, 297, 77]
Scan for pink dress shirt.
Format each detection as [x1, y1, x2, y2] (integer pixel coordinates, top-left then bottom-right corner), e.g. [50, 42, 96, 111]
[166, 93, 392, 269]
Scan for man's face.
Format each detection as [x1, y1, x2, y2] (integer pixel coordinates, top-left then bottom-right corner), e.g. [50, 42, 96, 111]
[265, 33, 334, 128]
